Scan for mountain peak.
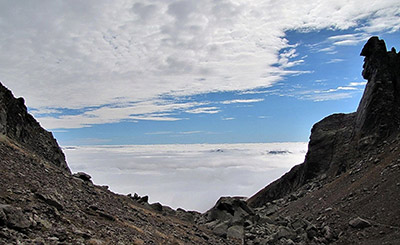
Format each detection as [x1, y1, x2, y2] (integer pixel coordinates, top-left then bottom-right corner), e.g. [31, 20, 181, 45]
[356, 36, 400, 139]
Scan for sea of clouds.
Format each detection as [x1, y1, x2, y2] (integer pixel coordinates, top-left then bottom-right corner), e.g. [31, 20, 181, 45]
[64, 142, 307, 212]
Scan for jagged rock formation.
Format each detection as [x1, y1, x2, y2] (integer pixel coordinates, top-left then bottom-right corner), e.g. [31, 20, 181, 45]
[0, 83, 69, 172]
[248, 36, 400, 207]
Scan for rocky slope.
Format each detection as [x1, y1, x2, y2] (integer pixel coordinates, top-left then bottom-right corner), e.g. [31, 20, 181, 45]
[0, 82, 237, 244]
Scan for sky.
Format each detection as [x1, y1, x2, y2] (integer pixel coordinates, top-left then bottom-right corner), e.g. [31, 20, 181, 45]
[0, 0, 399, 145]
[64, 142, 308, 212]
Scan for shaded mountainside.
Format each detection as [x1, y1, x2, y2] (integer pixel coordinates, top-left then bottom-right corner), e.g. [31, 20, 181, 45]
[1, 36, 400, 245]
[248, 36, 400, 207]
[0, 85, 69, 172]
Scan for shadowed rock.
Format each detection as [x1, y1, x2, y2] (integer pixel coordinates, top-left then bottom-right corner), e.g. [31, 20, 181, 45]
[0, 82, 69, 172]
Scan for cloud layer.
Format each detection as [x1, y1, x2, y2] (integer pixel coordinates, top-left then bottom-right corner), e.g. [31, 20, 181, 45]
[64, 142, 307, 212]
[1, 0, 399, 128]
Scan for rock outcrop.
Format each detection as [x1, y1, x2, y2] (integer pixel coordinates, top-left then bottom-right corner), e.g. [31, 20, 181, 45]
[0, 83, 69, 172]
[248, 36, 400, 207]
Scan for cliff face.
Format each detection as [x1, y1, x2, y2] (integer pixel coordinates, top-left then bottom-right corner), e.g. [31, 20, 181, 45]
[248, 36, 400, 207]
[355, 37, 400, 139]
[0, 83, 69, 172]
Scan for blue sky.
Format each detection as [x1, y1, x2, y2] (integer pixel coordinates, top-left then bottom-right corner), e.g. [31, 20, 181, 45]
[1, 0, 399, 146]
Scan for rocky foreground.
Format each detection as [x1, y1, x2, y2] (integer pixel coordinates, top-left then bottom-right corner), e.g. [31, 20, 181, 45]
[1, 37, 400, 244]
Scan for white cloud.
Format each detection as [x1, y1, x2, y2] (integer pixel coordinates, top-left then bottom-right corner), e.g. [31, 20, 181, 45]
[349, 81, 367, 86]
[300, 91, 354, 102]
[0, 0, 399, 128]
[220, 98, 264, 104]
[294, 84, 363, 102]
[179, 131, 203, 135]
[63, 142, 308, 212]
[318, 46, 335, 53]
[145, 131, 173, 135]
[37, 99, 201, 129]
[326, 58, 345, 64]
[186, 106, 220, 114]
[323, 86, 358, 93]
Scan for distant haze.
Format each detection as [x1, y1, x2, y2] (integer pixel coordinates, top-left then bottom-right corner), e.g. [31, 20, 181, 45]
[64, 142, 307, 212]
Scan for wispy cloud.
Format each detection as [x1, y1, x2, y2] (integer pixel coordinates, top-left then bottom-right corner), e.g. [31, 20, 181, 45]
[348, 81, 367, 86]
[220, 99, 264, 104]
[145, 131, 173, 135]
[326, 58, 345, 64]
[186, 107, 220, 114]
[300, 92, 354, 102]
[323, 86, 358, 92]
[179, 131, 203, 135]
[291, 84, 363, 102]
[328, 33, 370, 46]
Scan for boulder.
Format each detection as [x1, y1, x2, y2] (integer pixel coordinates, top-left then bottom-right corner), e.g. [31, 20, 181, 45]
[0, 204, 31, 230]
[205, 196, 253, 223]
[227, 225, 244, 239]
[349, 217, 371, 229]
[73, 172, 92, 182]
[273, 226, 296, 241]
[213, 221, 229, 238]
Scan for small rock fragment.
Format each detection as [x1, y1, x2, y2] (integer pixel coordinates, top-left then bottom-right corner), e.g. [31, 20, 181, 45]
[349, 217, 371, 229]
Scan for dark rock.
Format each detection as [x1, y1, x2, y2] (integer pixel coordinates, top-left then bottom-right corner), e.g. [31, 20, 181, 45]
[35, 193, 64, 211]
[73, 172, 92, 182]
[227, 225, 244, 239]
[273, 226, 296, 241]
[150, 202, 163, 212]
[213, 221, 229, 238]
[205, 196, 253, 223]
[349, 217, 371, 229]
[97, 211, 116, 221]
[139, 195, 148, 203]
[356, 36, 400, 139]
[322, 225, 335, 241]
[0, 204, 31, 230]
[306, 224, 318, 239]
[0, 82, 70, 173]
